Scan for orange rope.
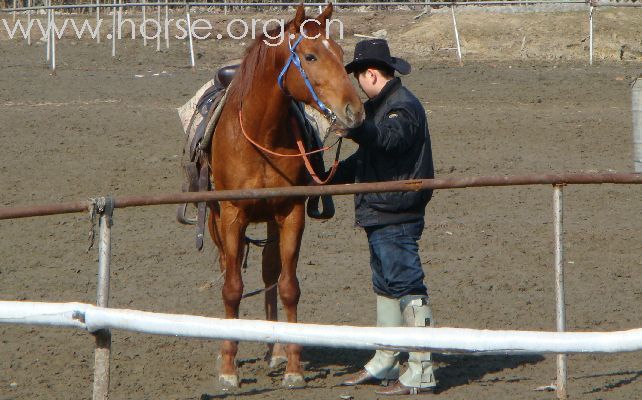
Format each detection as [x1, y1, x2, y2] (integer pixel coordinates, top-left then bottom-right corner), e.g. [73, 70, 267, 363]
[239, 110, 332, 157]
[239, 109, 340, 185]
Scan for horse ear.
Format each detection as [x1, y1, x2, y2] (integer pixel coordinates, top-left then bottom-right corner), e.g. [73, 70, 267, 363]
[316, 2, 333, 27]
[290, 2, 306, 32]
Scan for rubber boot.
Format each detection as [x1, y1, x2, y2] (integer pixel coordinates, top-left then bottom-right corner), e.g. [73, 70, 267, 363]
[398, 295, 437, 390]
[363, 295, 403, 382]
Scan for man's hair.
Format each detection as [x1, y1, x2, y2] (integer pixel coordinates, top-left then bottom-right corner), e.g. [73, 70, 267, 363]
[354, 64, 395, 79]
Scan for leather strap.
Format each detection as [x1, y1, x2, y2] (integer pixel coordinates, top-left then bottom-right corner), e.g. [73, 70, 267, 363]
[195, 157, 209, 251]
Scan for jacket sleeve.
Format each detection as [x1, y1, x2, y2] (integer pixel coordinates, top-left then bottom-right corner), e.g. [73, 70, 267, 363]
[347, 107, 418, 156]
[329, 151, 359, 184]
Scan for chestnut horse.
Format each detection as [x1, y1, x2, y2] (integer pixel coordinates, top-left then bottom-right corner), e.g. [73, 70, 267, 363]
[207, 3, 364, 389]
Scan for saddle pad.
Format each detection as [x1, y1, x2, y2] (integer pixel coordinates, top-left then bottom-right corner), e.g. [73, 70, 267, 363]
[177, 79, 216, 135]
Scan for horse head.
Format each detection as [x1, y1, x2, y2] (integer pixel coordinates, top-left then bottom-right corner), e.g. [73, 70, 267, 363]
[277, 3, 365, 129]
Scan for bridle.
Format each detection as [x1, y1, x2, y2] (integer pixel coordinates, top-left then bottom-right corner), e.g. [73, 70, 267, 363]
[277, 34, 338, 128]
[239, 32, 344, 185]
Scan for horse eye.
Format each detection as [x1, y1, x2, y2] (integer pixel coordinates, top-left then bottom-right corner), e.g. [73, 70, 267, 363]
[305, 54, 317, 62]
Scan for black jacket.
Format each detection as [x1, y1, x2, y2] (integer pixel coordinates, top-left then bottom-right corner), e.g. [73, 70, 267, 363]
[333, 78, 434, 227]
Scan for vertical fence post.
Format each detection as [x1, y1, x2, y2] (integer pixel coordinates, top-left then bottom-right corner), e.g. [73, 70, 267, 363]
[553, 184, 568, 400]
[164, 0, 170, 49]
[451, 5, 463, 66]
[142, 0, 147, 47]
[51, 0, 56, 74]
[97, 0, 101, 43]
[588, 4, 594, 65]
[27, 0, 32, 46]
[156, 0, 161, 51]
[633, 78, 642, 173]
[186, 2, 195, 70]
[46, 0, 51, 65]
[92, 196, 114, 400]
[111, 0, 116, 57]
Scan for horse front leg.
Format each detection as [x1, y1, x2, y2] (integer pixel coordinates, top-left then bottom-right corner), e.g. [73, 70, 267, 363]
[217, 203, 247, 390]
[262, 221, 287, 368]
[276, 202, 306, 388]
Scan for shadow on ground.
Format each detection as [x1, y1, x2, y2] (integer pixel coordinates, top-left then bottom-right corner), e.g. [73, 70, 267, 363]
[301, 347, 546, 394]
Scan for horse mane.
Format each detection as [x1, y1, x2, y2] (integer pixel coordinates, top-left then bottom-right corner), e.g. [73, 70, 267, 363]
[227, 20, 297, 107]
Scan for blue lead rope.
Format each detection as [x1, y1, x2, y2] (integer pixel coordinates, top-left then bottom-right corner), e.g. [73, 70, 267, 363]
[277, 34, 335, 122]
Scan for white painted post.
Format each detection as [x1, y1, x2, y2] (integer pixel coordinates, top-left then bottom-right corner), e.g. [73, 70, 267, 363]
[633, 78, 642, 173]
[97, 0, 100, 43]
[156, 0, 161, 51]
[117, 2, 122, 43]
[12, 0, 16, 23]
[92, 197, 114, 400]
[164, 1, 169, 49]
[46, 0, 51, 64]
[111, 0, 116, 57]
[142, 0, 147, 47]
[186, 3, 195, 70]
[27, 0, 32, 46]
[589, 5, 594, 65]
[451, 6, 463, 66]
[553, 185, 568, 400]
[51, 2, 56, 74]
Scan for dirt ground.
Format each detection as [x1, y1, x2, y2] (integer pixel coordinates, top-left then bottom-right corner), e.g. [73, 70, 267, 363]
[1, 7, 641, 400]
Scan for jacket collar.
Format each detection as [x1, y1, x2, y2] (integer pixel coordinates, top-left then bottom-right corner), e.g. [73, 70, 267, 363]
[365, 77, 402, 111]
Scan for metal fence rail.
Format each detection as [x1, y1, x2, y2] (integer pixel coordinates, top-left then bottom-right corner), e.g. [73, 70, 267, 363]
[1, 173, 641, 220]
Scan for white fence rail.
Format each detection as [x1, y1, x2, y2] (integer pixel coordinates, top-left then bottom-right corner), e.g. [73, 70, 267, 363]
[3, 301, 642, 354]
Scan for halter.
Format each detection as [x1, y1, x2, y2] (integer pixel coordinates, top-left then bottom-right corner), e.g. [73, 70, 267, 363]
[277, 34, 338, 127]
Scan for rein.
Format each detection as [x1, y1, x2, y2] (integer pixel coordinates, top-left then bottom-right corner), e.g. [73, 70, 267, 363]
[239, 109, 341, 185]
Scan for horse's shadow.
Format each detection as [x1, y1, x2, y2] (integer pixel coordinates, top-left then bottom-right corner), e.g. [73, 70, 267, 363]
[199, 346, 547, 397]
[302, 346, 546, 393]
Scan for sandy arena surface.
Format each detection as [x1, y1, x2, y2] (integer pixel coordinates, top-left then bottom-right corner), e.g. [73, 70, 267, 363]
[1, 7, 641, 400]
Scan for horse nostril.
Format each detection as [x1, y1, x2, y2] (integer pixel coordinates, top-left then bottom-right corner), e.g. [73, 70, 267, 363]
[355, 110, 364, 124]
[345, 103, 354, 121]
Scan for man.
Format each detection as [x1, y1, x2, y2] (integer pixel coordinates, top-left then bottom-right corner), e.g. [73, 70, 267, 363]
[332, 39, 436, 396]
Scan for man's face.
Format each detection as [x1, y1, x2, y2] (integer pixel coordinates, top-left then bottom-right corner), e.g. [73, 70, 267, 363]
[354, 69, 379, 99]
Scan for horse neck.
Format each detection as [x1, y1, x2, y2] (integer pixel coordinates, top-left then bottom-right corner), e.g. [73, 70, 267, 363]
[239, 64, 293, 148]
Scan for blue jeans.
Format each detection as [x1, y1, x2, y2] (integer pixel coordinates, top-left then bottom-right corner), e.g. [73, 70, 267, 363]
[364, 219, 428, 299]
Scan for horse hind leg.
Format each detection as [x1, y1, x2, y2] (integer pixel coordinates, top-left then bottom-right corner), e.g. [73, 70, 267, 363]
[262, 221, 287, 368]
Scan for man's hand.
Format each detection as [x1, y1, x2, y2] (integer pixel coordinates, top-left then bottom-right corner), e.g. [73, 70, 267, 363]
[329, 125, 351, 138]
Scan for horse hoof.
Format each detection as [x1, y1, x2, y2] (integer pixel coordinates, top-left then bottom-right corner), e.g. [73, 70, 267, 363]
[282, 373, 306, 389]
[218, 374, 239, 390]
[268, 355, 288, 369]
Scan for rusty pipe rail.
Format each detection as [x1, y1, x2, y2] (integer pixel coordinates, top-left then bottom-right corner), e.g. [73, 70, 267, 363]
[1, 173, 641, 221]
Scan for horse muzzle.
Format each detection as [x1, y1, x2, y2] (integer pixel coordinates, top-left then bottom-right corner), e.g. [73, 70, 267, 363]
[339, 102, 365, 129]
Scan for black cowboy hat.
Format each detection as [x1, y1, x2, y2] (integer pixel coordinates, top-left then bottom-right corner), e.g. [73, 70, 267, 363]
[345, 39, 411, 75]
